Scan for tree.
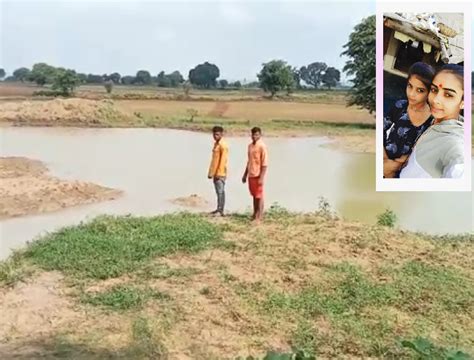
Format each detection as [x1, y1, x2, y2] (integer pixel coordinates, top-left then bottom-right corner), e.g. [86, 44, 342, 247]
[168, 71, 184, 87]
[299, 62, 327, 89]
[135, 70, 152, 85]
[341, 15, 375, 113]
[77, 73, 87, 84]
[109, 72, 121, 84]
[257, 60, 295, 98]
[121, 75, 135, 85]
[157, 71, 171, 87]
[322, 67, 341, 90]
[13, 67, 31, 82]
[292, 67, 301, 89]
[86, 74, 104, 84]
[218, 79, 228, 89]
[188, 62, 220, 88]
[29, 63, 57, 86]
[0, 69, 5, 80]
[52, 69, 80, 96]
[232, 81, 242, 89]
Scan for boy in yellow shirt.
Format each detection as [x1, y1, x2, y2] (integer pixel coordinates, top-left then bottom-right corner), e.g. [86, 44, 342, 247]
[208, 126, 229, 216]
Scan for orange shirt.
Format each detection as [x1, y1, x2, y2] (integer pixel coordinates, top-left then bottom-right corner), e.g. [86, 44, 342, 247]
[208, 139, 228, 177]
[247, 139, 268, 177]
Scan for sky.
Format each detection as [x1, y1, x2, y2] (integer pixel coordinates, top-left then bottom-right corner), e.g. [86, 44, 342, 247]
[0, 0, 376, 83]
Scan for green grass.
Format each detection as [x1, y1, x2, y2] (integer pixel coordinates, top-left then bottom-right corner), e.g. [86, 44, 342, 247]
[23, 213, 223, 280]
[129, 317, 168, 358]
[134, 113, 374, 138]
[137, 263, 202, 280]
[0, 251, 34, 287]
[82, 284, 169, 311]
[251, 261, 473, 356]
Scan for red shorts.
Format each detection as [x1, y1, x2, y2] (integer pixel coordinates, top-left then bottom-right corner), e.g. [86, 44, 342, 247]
[248, 177, 264, 199]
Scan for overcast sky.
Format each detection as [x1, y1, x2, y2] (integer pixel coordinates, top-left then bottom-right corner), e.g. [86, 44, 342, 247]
[0, 0, 380, 82]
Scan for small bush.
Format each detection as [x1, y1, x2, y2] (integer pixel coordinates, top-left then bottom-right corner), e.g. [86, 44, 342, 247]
[267, 202, 291, 219]
[377, 208, 397, 228]
[104, 80, 113, 94]
[32, 90, 67, 97]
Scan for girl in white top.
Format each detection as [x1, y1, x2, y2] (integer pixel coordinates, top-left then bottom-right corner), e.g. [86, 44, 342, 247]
[400, 64, 464, 178]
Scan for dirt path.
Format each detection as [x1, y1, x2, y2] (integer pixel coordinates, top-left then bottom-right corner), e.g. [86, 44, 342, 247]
[0, 157, 122, 219]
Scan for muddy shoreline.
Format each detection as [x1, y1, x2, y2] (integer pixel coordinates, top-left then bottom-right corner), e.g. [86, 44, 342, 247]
[0, 157, 122, 219]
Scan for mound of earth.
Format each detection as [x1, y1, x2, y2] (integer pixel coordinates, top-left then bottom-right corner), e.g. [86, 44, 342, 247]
[0, 157, 122, 219]
[0, 98, 133, 126]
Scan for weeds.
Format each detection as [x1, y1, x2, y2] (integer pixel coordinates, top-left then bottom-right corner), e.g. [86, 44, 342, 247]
[377, 208, 397, 228]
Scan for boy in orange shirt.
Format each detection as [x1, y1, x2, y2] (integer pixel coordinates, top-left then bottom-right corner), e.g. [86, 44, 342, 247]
[242, 127, 268, 222]
[208, 126, 228, 216]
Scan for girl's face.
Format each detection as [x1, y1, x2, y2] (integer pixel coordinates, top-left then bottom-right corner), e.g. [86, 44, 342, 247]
[406, 75, 429, 106]
[428, 72, 464, 121]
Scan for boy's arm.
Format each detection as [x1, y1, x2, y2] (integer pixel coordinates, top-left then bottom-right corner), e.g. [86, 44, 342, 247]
[258, 146, 268, 185]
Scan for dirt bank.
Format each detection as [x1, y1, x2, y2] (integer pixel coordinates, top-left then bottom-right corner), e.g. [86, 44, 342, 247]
[0, 157, 122, 219]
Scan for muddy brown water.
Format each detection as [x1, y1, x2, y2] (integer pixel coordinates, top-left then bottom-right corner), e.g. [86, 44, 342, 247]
[0, 127, 472, 260]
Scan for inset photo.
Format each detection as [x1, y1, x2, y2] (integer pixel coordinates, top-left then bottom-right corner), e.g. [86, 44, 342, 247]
[376, 8, 471, 191]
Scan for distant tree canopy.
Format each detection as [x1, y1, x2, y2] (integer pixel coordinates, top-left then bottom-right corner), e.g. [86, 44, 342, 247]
[341, 15, 375, 113]
[29, 63, 57, 86]
[121, 75, 135, 85]
[13, 67, 31, 82]
[157, 70, 184, 88]
[52, 69, 80, 96]
[257, 60, 295, 97]
[86, 74, 104, 84]
[231, 81, 242, 88]
[292, 67, 301, 89]
[0, 68, 5, 79]
[299, 62, 327, 89]
[322, 67, 341, 90]
[218, 79, 228, 89]
[189, 62, 220, 88]
[77, 73, 87, 84]
[134, 70, 152, 85]
[108, 72, 121, 84]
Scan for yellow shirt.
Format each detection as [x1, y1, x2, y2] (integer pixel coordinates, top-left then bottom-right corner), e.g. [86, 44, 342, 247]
[247, 139, 268, 177]
[208, 139, 228, 177]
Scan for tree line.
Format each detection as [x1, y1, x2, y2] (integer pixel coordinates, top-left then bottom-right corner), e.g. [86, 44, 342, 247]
[0, 60, 341, 93]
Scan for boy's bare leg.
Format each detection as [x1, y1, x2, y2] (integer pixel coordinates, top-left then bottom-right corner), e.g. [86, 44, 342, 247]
[252, 197, 258, 220]
[258, 198, 264, 221]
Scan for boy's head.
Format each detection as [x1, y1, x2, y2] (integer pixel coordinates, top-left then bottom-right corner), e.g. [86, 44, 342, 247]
[212, 126, 224, 141]
[251, 127, 262, 143]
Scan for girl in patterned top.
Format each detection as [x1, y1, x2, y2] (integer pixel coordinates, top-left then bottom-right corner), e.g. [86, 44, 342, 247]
[383, 62, 435, 178]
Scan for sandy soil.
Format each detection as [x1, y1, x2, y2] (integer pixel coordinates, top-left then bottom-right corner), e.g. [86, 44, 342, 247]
[0, 99, 133, 126]
[0, 157, 122, 219]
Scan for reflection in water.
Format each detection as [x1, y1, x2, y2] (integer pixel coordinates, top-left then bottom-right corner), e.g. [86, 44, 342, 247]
[0, 127, 472, 259]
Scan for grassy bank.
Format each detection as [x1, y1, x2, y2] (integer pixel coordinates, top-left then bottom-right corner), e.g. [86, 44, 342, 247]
[1, 209, 472, 359]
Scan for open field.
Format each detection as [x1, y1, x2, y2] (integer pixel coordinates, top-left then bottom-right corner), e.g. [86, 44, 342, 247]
[1, 210, 472, 359]
[0, 83, 354, 104]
